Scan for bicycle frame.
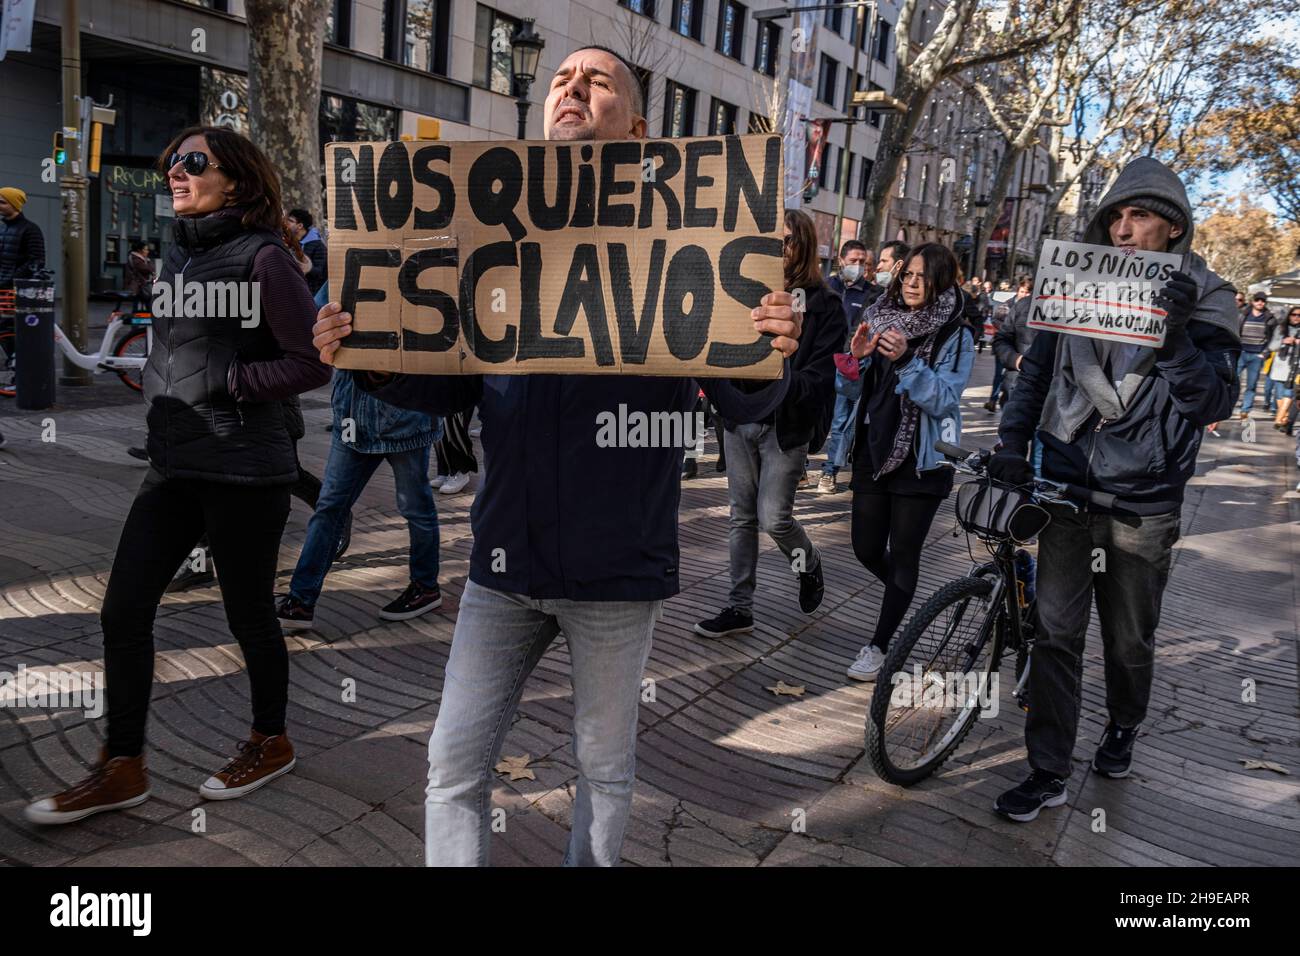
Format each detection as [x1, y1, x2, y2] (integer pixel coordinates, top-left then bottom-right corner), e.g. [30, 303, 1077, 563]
[51, 315, 150, 374]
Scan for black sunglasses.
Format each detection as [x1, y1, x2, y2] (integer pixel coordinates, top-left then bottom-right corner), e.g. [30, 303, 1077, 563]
[167, 151, 221, 176]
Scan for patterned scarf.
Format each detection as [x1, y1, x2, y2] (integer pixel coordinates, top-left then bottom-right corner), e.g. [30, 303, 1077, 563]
[865, 287, 958, 477]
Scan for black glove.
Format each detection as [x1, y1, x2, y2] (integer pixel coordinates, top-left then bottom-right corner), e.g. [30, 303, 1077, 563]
[988, 450, 1034, 486]
[1153, 270, 1197, 340]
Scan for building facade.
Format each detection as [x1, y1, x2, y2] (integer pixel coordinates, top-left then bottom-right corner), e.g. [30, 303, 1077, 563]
[0, 0, 902, 296]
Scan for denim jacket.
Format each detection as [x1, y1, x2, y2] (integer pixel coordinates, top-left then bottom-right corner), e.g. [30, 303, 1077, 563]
[860, 323, 975, 474]
[330, 369, 441, 455]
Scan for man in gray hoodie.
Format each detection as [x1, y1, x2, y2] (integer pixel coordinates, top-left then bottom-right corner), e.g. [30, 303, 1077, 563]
[988, 158, 1240, 821]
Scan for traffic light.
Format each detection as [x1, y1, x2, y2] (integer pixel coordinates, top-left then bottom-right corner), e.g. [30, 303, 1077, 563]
[87, 106, 115, 176]
[52, 131, 66, 167]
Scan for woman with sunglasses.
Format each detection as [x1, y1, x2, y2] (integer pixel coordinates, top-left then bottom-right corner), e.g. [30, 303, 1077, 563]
[26, 126, 330, 825]
[844, 242, 975, 682]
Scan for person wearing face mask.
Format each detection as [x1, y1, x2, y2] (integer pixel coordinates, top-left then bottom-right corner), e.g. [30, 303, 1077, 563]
[25, 126, 331, 826]
[844, 243, 975, 682]
[818, 240, 875, 494]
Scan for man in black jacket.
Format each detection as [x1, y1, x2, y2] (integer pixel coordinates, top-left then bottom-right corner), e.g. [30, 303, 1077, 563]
[311, 46, 804, 866]
[0, 187, 46, 289]
[987, 157, 1240, 822]
[285, 208, 328, 295]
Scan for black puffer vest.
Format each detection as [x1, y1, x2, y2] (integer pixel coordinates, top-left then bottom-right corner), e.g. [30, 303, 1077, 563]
[143, 211, 296, 485]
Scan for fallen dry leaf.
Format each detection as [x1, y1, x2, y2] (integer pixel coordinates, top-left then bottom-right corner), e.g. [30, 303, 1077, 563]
[495, 754, 536, 781]
[766, 680, 806, 698]
[1241, 759, 1290, 775]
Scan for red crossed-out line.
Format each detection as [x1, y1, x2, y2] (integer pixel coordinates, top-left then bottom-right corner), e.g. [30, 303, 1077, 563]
[1034, 294, 1168, 316]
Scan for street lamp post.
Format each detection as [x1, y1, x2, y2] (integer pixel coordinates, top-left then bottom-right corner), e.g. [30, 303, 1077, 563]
[832, 1, 874, 261]
[510, 19, 545, 140]
[969, 195, 989, 279]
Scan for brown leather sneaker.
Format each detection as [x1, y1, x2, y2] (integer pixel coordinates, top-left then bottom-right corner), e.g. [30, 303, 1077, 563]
[24, 750, 150, 825]
[199, 730, 295, 800]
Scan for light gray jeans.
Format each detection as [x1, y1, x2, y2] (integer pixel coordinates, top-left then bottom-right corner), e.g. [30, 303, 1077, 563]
[723, 422, 819, 611]
[424, 578, 661, 866]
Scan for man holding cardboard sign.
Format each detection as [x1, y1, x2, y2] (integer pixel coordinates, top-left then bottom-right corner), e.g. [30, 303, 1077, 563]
[312, 46, 802, 866]
[987, 157, 1240, 822]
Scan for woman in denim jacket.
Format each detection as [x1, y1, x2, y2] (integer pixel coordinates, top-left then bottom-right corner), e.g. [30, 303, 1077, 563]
[843, 243, 975, 682]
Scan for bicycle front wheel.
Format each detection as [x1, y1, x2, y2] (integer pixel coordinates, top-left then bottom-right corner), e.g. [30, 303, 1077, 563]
[0, 329, 15, 397]
[113, 330, 148, 392]
[867, 574, 1004, 786]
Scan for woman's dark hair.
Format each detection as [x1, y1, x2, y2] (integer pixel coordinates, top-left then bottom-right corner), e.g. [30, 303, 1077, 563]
[886, 241, 958, 309]
[783, 208, 822, 291]
[158, 125, 284, 233]
[130, 240, 149, 253]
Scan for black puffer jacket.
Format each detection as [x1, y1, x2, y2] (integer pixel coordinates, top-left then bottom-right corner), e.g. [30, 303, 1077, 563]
[144, 213, 298, 485]
[0, 213, 46, 287]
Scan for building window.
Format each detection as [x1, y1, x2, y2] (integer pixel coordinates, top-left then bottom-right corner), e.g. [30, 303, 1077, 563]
[709, 97, 738, 135]
[834, 146, 844, 191]
[754, 20, 779, 76]
[867, 81, 884, 127]
[898, 156, 908, 198]
[321, 93, 399, 150]
[673, 0, 704, 39]
[843, 69, 868, 114]
[619, 0, 657, 17]
[817, 54, 839, 105]
[858, 157, 872, 200]
[823, 6, 843, 34]
[404, 0, 451, 75]
[664, 80, 697, 136]
[716, 0, 747, 61]
[919, 163, 930, 204]
[474, 4, 522, 95]
[326, 0, 352, 46]
[874, 20, 891, 63]
[818, 144, 833, 189]
[747, 110, 768, 133]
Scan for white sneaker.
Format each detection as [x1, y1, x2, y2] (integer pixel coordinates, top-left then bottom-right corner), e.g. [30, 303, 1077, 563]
[439, 472, 471, 494]
[847, 645, 886, 682]
[430, 474, 447, 490]
[817, 473, 836, 494]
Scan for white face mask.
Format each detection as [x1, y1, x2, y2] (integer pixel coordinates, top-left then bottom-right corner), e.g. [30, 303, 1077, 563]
[841, 263, 863, 283]
[875, 270, 893, 287]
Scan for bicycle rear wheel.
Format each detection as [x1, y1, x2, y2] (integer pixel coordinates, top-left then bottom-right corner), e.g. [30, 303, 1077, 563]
[0, 329, 15, 397]
[113, 329, 148, 392]
[867, 574, 1004, 785]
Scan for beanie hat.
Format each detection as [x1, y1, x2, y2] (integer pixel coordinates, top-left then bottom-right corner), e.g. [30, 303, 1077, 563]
[0, 187, 27, 213]
[1113, 194, 1187, 233]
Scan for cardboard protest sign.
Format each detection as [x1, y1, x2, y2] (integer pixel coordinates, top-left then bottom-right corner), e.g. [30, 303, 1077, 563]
[325, 134, 785, 378]
[1027, 239, 1182, 348]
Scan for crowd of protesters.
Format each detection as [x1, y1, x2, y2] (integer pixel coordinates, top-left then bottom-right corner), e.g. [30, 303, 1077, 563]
[17, 41, 1300, 864]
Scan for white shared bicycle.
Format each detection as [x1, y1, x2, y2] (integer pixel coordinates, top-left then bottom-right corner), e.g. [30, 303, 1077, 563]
[0, 291, 152, 397]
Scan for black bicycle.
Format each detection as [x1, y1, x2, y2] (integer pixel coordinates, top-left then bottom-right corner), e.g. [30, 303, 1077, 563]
[865, 441, 1114, 785]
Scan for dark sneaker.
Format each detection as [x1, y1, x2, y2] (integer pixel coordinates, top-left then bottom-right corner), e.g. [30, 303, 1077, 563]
[379, 581, 442, 621]
[714, 458, 726, 473]
[166, 557, 215, 593]
[276, 595, 315, 631]
[682, 457, 698, 480]
[1092, 722, 1139, 778]
[333, 511, 353, 562]
[994, 770, 1068, 822]
[199, 731, 295, 800]
[694, 607, 754, 638]
[127, 446, 148, 461]
[798, 560, 825, 613]
[25, 751, 150, 824]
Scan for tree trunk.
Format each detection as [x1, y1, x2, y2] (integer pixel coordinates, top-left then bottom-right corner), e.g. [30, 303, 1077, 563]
[974, 144, 1022, 279]
[245, 0, 331, 222]
[855, 74, 928, 248]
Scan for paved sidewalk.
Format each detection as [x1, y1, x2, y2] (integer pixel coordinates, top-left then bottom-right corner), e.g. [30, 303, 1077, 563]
[1, 352, 1297, 866]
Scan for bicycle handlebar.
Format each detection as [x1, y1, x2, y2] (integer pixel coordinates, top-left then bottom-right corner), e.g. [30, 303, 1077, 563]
[936, 441, 1118, 510]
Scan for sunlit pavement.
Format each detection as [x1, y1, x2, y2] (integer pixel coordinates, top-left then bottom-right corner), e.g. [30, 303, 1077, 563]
[1, 350, 1296, 866]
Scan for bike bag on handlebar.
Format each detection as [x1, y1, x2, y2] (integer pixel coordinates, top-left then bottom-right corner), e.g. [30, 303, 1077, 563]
[955, 476, 1052, 543]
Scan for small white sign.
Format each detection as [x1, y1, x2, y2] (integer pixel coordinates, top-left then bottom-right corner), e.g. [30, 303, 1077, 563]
[1027, 239, 1182, 348]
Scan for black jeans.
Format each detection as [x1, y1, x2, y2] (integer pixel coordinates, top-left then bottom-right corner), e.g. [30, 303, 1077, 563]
[1027, 506, 1181, 778]
[101, 467, 291, 757]
[851, 490, 946, 649]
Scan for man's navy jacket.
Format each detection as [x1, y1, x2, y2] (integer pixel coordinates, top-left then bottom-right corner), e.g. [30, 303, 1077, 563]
[366, 371, 788, 601]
